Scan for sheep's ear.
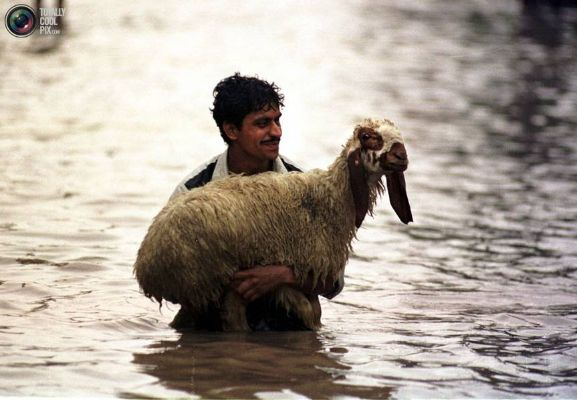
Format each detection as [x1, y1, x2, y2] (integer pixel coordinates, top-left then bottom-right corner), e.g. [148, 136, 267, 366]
[347, 148, 369, 228]
[385, 171, 413, 224]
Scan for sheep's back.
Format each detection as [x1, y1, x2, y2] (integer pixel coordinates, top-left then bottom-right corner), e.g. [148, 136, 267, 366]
[206, 171, 354, 283]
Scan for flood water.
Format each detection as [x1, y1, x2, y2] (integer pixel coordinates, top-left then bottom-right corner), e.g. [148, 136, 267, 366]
[1, 1, 577, 398]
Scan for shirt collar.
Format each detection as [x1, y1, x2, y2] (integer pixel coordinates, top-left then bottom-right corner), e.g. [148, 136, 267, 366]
[212, 148, 288, 181]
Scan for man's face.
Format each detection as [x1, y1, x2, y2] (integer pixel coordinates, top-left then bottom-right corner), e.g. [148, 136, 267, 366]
[228, 105, 282, 163]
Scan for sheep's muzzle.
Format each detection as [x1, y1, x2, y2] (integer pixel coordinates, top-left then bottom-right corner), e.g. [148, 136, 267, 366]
[380, 142, 408, 172]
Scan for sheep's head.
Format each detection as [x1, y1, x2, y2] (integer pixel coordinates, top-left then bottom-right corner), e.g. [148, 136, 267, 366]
[347, 118, 413, 226]
[352, 118, 407, 174]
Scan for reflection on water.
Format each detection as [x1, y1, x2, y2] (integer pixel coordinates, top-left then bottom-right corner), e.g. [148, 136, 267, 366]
[1, 0, 576, 398]
[131, 332, 389, 399]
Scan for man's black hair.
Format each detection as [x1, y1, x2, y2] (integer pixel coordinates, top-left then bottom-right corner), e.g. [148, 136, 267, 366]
[211, 73, 285, 144]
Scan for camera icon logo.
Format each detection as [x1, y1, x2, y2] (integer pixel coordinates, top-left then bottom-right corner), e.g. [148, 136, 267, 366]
[5, 4, 37, 38]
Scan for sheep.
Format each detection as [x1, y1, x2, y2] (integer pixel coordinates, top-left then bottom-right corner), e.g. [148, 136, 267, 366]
[134, 118, 412, 331]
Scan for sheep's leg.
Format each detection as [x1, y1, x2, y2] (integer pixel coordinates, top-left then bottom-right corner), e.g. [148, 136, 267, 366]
[220, 291, 250, 331]
[169, 304, 197, 330]
[309, 295, 322, 329]
[277, 287, 322, 330]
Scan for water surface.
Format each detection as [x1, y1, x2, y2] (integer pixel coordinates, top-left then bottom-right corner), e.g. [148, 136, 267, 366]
[1, 1, 576, 398]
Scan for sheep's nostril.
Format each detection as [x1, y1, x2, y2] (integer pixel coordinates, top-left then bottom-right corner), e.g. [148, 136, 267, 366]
[393, 150, 407, 161]
[389, 142, 407, 163]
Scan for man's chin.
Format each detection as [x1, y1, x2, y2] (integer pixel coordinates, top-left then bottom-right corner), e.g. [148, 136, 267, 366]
[261, 145, 280, 159]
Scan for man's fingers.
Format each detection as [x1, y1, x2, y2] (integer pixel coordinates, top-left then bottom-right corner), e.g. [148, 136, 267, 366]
[234, 278, 265, 302]
[230, 265, 287, 302]
[232, 270, 255, 281]
[243, 288, 259, 302]
[235, 277, 257, 296]
[230, 271, 253, 290]
[237, 286, 258, 302]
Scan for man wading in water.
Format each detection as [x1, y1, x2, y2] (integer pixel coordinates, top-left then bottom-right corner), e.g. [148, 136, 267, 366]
[169, 73, 344, 331]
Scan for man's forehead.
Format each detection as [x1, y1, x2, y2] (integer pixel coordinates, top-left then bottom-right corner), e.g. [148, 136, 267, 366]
[250, 105, 281, 119]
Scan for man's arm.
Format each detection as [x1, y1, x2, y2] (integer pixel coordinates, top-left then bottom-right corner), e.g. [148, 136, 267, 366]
[231, 265, 340, 302]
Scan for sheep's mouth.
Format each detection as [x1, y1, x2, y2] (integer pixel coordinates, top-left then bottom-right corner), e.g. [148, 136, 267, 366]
[379, 154, 408, 172]
[383, 161, 408, 172]
[379, 142, 408, 172]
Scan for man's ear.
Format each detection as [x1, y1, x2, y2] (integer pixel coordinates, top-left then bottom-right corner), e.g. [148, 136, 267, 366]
[223, 122, 239, 142]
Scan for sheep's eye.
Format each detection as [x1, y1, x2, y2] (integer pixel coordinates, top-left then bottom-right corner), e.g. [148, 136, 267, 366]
[361, 133, 371, 140]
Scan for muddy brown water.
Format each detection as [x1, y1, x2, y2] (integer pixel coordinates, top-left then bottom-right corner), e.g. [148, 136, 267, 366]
[1, 1, 576, 398]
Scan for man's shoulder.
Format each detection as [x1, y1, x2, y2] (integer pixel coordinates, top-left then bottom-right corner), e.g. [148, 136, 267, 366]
[170, 154, 220, 200]
[182, 158, 218, 190]
[170, 152, 305, 201]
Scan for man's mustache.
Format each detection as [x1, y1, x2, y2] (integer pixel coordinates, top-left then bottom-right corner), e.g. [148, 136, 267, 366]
[261, 138, 281, 144]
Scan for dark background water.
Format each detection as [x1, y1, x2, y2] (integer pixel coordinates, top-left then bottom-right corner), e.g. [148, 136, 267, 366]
[1, 1, 576, 398]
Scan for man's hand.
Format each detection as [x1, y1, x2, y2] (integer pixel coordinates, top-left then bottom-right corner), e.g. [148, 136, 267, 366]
[231, 265, 338, 303]
[231, 265, 295, 303]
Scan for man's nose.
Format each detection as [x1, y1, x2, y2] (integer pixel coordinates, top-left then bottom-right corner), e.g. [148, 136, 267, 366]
[270, 121, 282, 137]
